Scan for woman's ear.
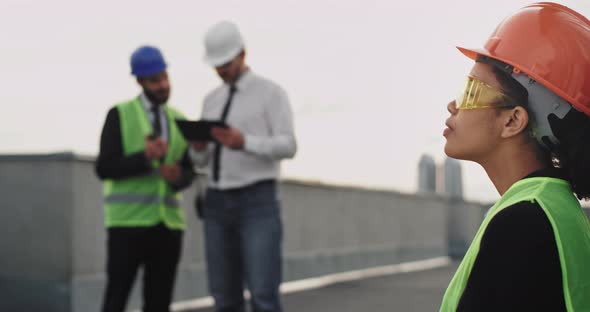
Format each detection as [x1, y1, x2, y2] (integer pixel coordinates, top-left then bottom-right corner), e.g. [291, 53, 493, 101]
[501, 106, 529, 139]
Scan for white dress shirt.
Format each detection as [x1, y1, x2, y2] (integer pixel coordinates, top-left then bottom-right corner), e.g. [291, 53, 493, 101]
[140, 93, 168, 141]
[191, 70, 297, 189]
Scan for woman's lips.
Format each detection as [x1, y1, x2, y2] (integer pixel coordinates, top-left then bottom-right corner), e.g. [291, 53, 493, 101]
[443, 121, 454, 137]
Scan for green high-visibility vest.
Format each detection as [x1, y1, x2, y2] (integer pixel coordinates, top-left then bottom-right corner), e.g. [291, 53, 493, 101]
[440, 177, 590, 311]
[103, 98, 189, 230]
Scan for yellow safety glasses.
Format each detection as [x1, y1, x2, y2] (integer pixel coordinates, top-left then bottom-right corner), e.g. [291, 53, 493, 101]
[455, 75, 518, 110]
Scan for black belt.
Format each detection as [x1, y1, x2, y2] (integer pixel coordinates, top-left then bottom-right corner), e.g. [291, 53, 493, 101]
[210, 179, 276, 193]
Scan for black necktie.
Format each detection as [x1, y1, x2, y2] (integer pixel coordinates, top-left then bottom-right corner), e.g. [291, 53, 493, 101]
[150, 104, 165, 163]
[151, 104, 162, 137]
[212, 85, 237, 182]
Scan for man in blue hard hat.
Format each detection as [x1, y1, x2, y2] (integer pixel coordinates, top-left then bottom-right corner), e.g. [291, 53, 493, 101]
[95, 45, 195, 312]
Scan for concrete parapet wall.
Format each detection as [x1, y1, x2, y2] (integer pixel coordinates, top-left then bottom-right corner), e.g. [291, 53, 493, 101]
[0, 153, 491, 311]
[281, 181, 453, 280]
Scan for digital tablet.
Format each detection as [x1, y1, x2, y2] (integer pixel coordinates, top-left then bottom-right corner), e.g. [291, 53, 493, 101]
[174, 119, 228, 141]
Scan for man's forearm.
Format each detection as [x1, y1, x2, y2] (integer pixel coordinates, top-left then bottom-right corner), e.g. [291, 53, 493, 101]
[243, 134, 297, 160]
[96, 151, 154, 180]
[95, 108, 155, 180]
[168, 150, 196, 192]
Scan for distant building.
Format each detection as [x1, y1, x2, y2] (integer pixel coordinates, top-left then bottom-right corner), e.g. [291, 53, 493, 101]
[443, 157, 463, 199]
[418, 154, 436, 194]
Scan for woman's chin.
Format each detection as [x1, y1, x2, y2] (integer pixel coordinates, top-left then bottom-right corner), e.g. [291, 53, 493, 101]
[444, 143, 464, 160]
[443, 143, 454, 158]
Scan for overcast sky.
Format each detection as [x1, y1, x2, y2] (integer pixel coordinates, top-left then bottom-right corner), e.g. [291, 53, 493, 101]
[2, 0, 589, 202]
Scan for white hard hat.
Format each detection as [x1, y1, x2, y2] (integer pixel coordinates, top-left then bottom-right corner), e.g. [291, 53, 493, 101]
[203, 21, 245, 67]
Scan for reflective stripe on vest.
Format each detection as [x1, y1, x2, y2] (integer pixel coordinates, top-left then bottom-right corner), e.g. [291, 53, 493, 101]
[103, 98, 188, 230]
[440, 177, 590, 312]
[104, 194, 180, 208]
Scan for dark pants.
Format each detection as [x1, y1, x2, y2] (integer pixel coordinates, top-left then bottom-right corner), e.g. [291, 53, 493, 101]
[203, 180, 283, 312]
[102, 223, 183, 312]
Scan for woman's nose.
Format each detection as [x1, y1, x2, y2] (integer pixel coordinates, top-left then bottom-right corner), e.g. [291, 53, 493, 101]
[447, 100, 458, 114]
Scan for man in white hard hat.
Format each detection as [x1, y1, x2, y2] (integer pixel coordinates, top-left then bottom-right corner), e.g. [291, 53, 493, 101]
[190, 21, 297, 312]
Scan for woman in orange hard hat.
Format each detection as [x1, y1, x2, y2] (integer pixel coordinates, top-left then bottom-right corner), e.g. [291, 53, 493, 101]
[440, 2, 590, 311]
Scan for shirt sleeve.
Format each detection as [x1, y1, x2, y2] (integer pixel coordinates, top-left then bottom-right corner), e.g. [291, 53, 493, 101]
[243, 85, 297, 160]
[456, 201, 566, 312]
[95, 107, 153, 180]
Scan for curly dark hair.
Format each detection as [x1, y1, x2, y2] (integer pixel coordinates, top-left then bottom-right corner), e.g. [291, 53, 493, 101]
[482, 59, 590, 200]
[548, 110, 590, 200]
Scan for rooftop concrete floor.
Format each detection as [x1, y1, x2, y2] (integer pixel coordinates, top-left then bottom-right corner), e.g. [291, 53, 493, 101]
[189, 262, 459, 312]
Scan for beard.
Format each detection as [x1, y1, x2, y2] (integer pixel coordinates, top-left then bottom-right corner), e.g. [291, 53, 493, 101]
[144, 87, 170, 106]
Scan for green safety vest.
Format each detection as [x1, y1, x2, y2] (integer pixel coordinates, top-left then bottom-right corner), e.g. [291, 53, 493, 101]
[103, 98, 189, 230]
[440, 177, 590, 311]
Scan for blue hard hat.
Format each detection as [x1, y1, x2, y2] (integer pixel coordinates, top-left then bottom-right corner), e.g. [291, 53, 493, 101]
[130, 45, 167, 77]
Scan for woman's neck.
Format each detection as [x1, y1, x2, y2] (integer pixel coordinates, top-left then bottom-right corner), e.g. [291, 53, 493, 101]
[479, 143, 546, 196]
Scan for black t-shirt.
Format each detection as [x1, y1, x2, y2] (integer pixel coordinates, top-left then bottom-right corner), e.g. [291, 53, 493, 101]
[456, 168, 567, 312]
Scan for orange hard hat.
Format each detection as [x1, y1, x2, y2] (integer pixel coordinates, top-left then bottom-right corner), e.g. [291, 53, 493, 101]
[457, 2, 590, 117]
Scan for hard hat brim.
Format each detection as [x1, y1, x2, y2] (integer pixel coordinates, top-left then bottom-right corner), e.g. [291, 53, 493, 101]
[203, 46, 243, 68]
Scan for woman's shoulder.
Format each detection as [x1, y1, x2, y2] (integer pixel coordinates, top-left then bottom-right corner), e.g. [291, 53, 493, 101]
[484, 200, 555, 250]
